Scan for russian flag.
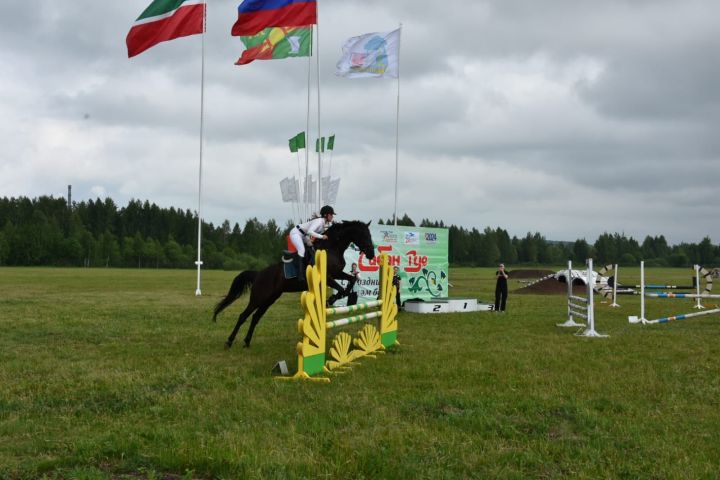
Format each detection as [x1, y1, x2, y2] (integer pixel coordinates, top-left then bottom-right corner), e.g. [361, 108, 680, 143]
[231, 0, 316, 37]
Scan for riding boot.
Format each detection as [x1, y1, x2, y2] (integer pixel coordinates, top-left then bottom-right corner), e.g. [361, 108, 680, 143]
[296, 255, 308, 285]
[307, 247, 316, 266]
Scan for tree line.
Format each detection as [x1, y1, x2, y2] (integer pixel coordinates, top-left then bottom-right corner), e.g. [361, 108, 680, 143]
[0, 195, 718, 269]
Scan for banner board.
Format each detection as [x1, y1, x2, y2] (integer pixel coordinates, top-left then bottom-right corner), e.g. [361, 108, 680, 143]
[339, 225, 449, 304]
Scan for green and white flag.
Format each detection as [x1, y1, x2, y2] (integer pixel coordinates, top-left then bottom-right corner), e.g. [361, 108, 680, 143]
[327, 134, 335, 151]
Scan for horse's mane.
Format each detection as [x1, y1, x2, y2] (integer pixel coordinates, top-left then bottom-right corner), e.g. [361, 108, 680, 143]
[325, 220, 367, 233]
[318, 221, 370, 248]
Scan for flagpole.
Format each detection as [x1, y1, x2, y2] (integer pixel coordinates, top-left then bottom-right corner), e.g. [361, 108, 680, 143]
[194, 3, 207, 296]
[305, 36, 312, 221]
[393, 23, 402, 227]
[295, 150, 304, 223]
[315, 2, 323, 211]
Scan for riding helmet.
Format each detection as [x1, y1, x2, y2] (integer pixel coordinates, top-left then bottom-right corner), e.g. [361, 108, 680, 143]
[320, 205, 336, 216]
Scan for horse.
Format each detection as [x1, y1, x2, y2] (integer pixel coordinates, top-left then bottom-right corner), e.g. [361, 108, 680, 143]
[213, 220, 376, 348]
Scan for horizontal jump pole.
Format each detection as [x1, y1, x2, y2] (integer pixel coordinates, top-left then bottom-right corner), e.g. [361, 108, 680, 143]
[645, 293, 720, 299]
[648, 293, 719, 299]
[326, 300, 383, 316]
[638, 284, 695, 290]
[569, 295, 588, 303]
[569, 310, 588, 320]
[643, 308, 720, 325]
[326, 310, 382, 329]
[569, 301, 587, 310]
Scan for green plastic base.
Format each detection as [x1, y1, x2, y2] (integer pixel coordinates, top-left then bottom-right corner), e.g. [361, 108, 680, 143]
[381, 330, 398, 349]
[302, 353, 326, 377]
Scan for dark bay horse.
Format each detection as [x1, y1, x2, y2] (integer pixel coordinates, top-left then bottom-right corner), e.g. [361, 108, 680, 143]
[213, 220, 375, 348]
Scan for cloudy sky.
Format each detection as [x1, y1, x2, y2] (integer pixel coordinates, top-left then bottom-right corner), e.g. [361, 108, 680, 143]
[1, 0, 718, 243]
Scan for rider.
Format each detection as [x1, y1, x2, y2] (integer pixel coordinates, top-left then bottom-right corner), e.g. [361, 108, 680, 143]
[289, 205, 336, 277]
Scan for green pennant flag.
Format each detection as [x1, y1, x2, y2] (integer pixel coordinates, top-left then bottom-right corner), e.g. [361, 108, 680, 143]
[327, 134, 335, 151]
[315, 137, 325, 152]
[289, 136, 298, 153]
[295, 132, 306, 149]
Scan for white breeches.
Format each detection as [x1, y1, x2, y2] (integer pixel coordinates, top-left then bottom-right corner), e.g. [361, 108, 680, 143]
[289, 229, 307, 257]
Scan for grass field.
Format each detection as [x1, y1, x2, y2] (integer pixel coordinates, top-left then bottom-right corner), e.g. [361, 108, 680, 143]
[1, 266, 720, 479]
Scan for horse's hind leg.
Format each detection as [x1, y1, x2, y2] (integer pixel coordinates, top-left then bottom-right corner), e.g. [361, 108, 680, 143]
[226, 304, 256, 349]
[243, 292, 281, 348]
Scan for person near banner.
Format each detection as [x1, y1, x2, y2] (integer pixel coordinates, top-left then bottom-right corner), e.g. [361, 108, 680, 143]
[289, 205, 335, 275]
[392, 266, 402, 309]
[347, 262, 361, 306]
[494, 263, 509, 312]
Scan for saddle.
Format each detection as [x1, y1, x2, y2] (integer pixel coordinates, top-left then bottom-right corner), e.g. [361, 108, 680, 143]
[281, 249, 315, 280]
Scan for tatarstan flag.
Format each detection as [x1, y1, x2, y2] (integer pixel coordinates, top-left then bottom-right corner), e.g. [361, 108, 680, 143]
[232, 0, 316, 37]
[236, 26, 311, 65]
[127, 0, 205, 58]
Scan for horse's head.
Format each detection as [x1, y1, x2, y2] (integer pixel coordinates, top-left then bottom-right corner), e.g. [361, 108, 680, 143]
[354, 221, 375, 260]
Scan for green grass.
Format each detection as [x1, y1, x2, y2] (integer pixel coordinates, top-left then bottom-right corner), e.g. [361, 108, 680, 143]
[1, 266, 719, 479]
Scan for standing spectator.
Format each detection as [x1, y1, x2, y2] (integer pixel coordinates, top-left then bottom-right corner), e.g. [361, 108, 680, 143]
[494, 263, 509, 312]
[347, 263, 361, 306]
[392, 266, 402, 309]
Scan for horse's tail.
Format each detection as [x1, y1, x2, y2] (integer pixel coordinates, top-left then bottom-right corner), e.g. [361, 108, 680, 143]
[213, 270, 258, 321]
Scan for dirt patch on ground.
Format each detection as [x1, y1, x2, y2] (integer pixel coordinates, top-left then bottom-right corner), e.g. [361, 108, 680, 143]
[508, 269, 556, 279]
[514, 277, 587, 295]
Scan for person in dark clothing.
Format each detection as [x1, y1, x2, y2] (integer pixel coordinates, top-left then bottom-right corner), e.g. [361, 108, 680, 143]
[347, 263, 361, 306]
[392, 266, 402, 309]
[494, 263, 509, 312]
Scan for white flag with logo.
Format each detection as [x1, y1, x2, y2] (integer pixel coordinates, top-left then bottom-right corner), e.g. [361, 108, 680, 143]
[335, 28, 400, 79]
[303, 176, 316, 204]
[321, 176, 340, 204]
[280, 177, 299, 202]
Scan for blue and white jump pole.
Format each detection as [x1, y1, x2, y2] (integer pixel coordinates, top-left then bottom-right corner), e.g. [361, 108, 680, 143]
[629, 262, 719, 325]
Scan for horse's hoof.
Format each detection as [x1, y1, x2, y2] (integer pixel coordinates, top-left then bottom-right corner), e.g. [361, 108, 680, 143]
[224, 341, 232, 350]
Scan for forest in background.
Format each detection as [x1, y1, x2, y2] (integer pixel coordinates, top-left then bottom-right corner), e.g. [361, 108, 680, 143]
[1, 195, 718, 269]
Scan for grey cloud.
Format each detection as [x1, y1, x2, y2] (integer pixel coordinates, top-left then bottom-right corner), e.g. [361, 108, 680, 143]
[0, 0, 719, 243]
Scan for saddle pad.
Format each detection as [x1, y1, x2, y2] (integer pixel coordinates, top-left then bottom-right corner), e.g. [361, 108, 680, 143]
[283, 260, 298, 279]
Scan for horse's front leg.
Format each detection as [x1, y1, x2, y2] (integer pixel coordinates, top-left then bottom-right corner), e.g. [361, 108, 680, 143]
[327, 272, 355, 306]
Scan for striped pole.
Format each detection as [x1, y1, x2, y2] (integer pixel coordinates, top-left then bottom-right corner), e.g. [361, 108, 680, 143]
[643, 308, 720, 325]
[638, 284, 695, 290]
[326, 310, 382, 329]
[326, 300, 382, 316]
[645, 293, 720, 299]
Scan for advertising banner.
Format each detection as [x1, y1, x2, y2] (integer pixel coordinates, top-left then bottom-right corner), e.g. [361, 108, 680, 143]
[339, 225, 449, 304]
